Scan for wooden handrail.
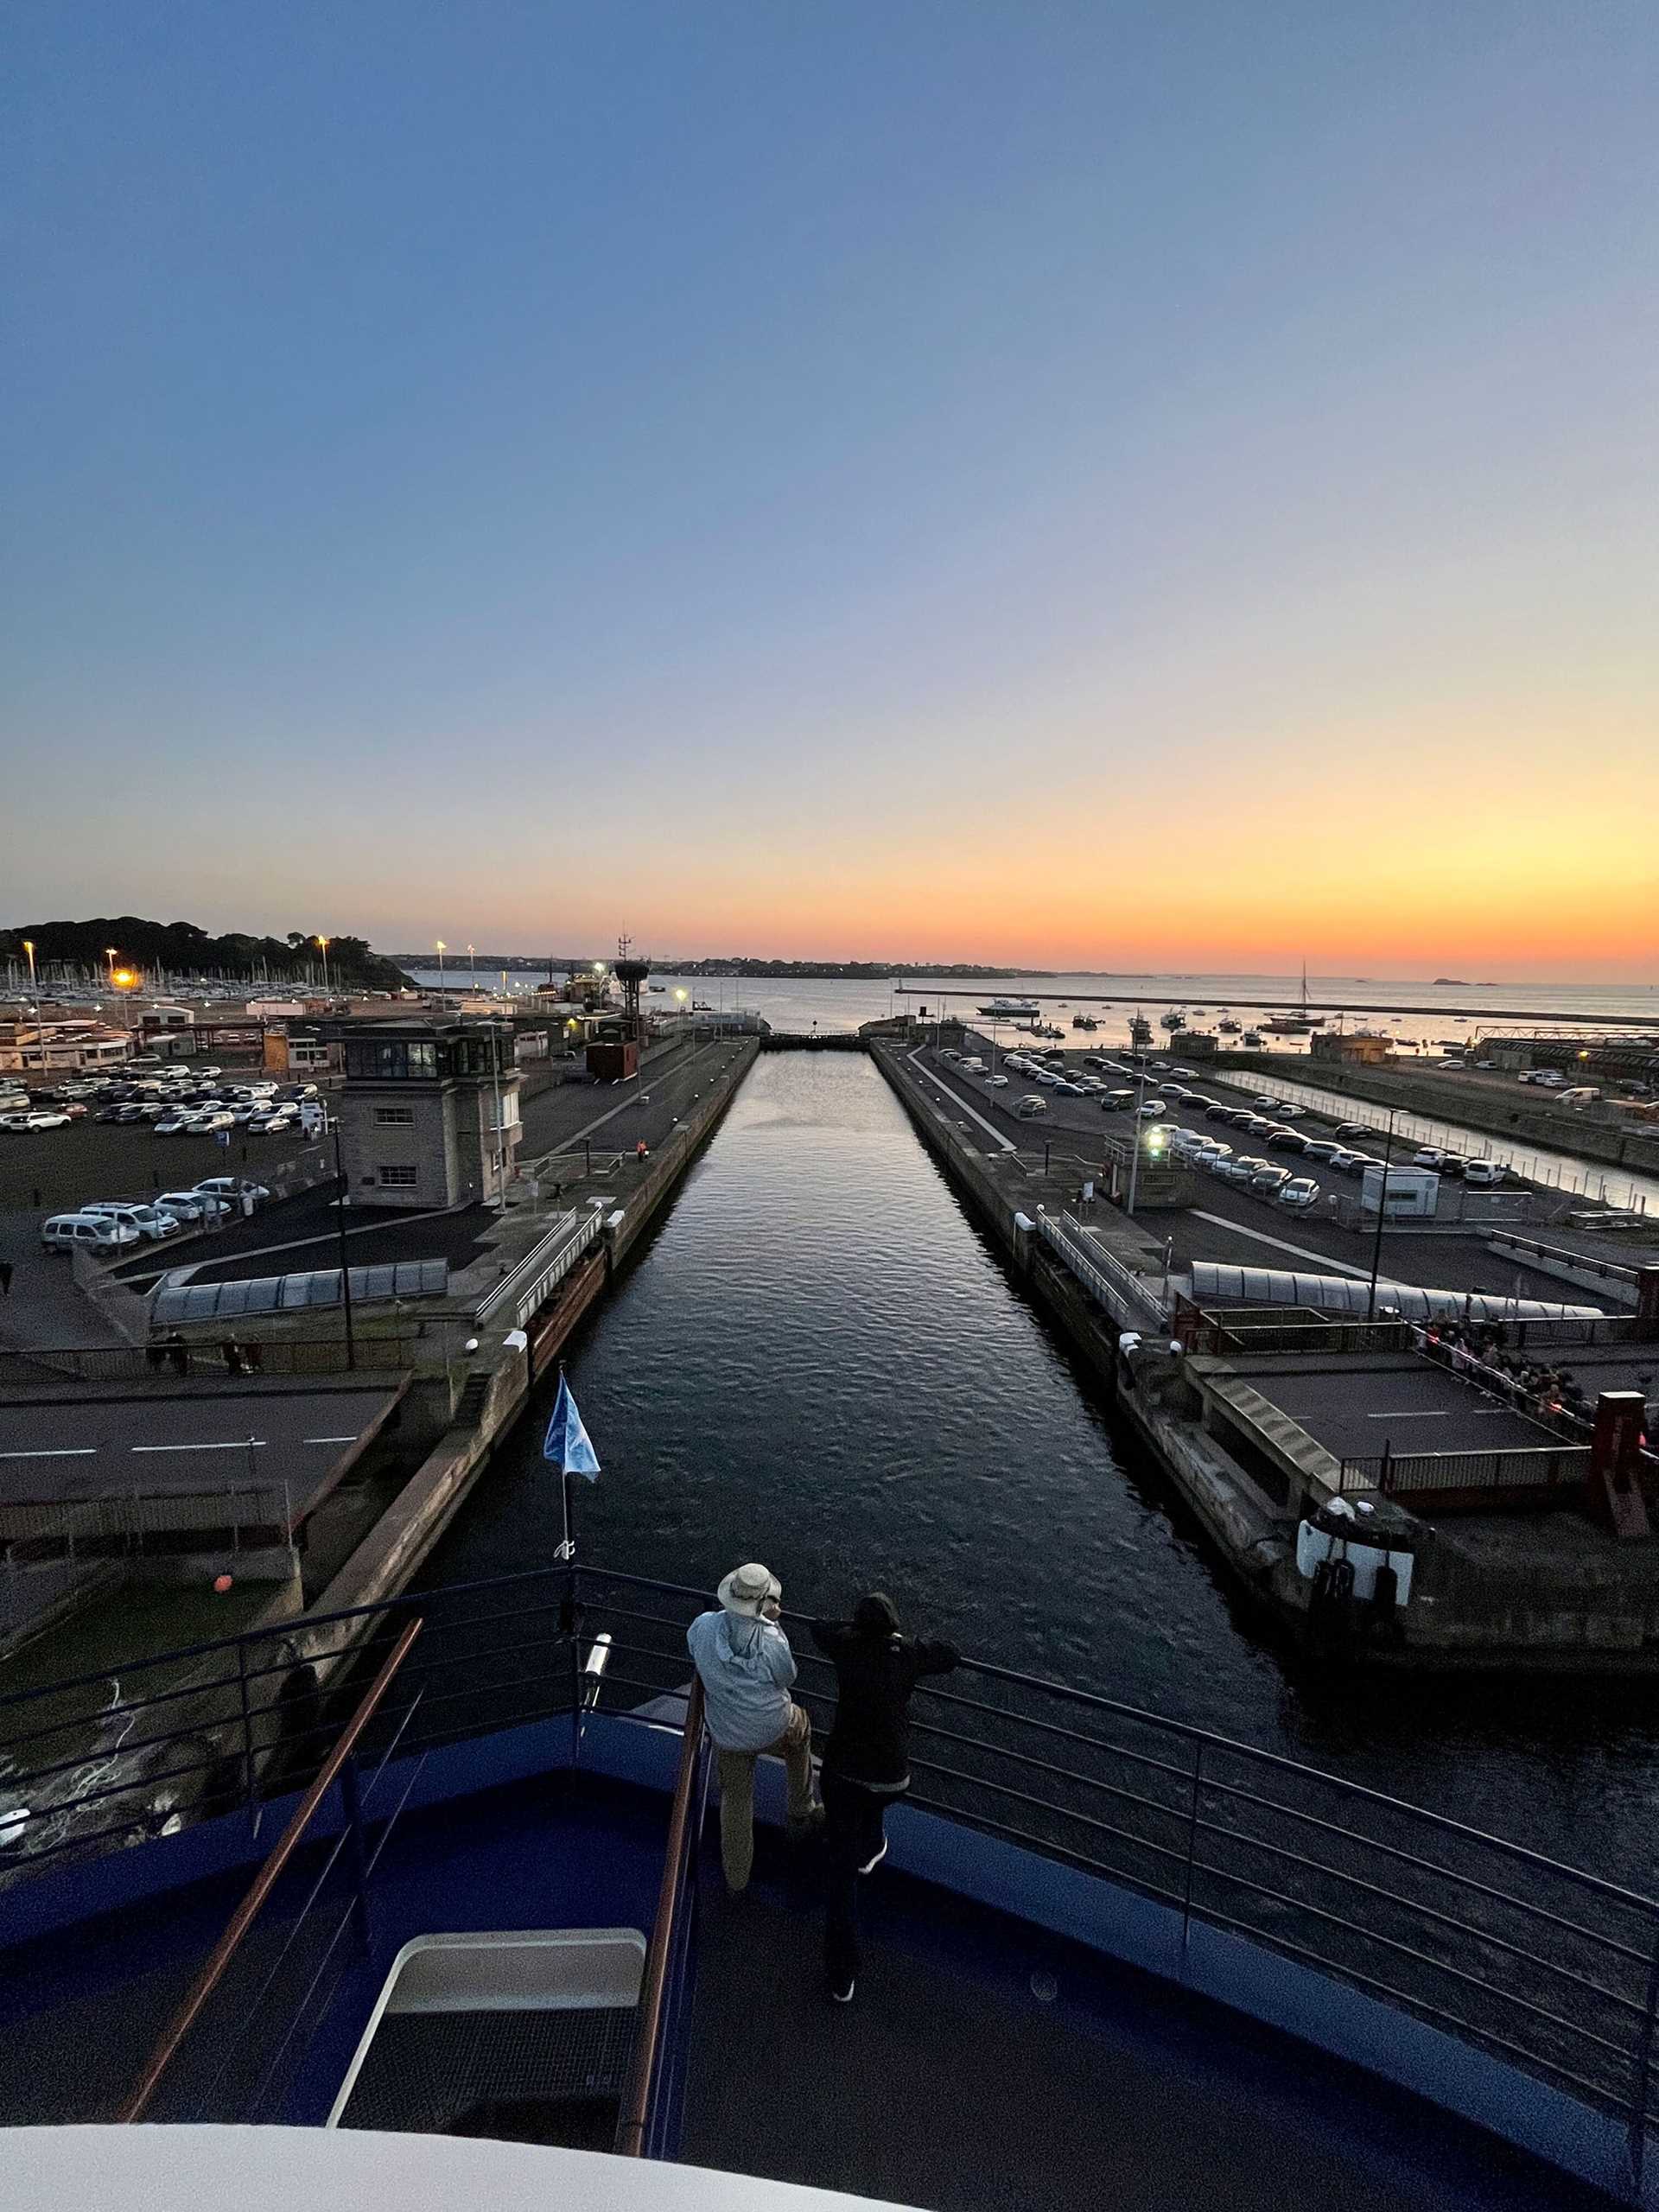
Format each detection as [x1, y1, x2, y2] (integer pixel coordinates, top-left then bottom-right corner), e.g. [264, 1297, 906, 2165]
[116, 1615, 423, 2122]
[615, 1675, 705, 2156]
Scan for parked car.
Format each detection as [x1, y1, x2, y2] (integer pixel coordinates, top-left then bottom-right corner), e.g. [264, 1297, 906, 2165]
[1463, 1160, 1508, 1187]
[160, 1189, 231, 1222]
[1266, 1129, 1308, 1152]
[986, 1075, 1009, 1089]
[1327, 1149, 1365, 1173]
[193, 1112, 236, 1134]
[195, 1177, 270, 1204]
[1250, 1166, 1292, 1193]
[1136, 1100, 1169, 1117]
[1333, 1123, 1370, 1140]
[1221, 1156, 1267, 1182]
[1300, 1140, 1342, 1161]
[41, 1212, 139, 1253]
[78, 1203, 181, 1242]
[3, 1111, 71, 1131]
[1277, 1178, 1320, 1210]
[1412, 1148, 1447, 1168]
[1243, 1116, 1274, 1136]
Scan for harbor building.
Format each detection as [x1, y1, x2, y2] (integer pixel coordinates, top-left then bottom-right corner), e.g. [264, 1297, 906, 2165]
[328, 1016, 521, 1210]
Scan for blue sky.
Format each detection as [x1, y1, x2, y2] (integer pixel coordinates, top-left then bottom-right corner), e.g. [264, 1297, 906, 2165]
[4, 2, 1656, 972]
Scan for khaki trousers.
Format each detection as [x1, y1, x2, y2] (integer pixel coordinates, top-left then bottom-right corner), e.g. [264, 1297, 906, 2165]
[715, 1700, 815, 1892]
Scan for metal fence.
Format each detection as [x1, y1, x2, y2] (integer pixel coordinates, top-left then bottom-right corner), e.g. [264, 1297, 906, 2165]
[1338, 1444, 1592, 1503]
[1, 1481, 295, 1556]
[4, 1560, 1659, 2172]
[3, 1337, 423, 1385]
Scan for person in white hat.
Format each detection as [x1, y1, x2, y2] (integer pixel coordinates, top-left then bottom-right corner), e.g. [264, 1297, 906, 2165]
[687, 1561, 821, 1891]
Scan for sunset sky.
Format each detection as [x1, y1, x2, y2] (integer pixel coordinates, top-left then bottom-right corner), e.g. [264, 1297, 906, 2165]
[5, 3, 1656, 979]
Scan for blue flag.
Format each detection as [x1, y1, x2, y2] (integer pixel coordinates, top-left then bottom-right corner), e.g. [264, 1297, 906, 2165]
[543, 1376, 601, 1481]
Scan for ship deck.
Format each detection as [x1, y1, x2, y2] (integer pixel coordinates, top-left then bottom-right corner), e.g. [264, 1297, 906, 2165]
[0, 1768, 1614, 2208]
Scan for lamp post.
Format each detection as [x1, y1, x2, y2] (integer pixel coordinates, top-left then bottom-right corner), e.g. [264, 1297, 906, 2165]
[1364, 1105, 1402, 1324]
[435, 941, 447, 997]
[1125, 1057, 1152, 1215]
[105, 947, 118, 991]
[467, 943, 477, 994]
[22, 940, 39, 1071]
[331, 1118, 357, 1370]
[316, 936, 330, 999]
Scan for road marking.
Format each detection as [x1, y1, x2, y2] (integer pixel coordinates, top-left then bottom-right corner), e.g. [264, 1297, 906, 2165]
[130, 1439, 267, 1452]
[1364, 1410, 1448, 1420]
[0, 1447, 99, 1459]
[303, 1434, 358, 1445]
[1186, 1211, 1371, 1277]
[905, 1048, 1017, 1153]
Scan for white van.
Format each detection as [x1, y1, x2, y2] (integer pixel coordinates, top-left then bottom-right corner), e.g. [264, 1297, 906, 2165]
[1014, 1095, 1050, 1121]
[1462, 1160, 1508, 1186]
[41, 1213, 140, 1253]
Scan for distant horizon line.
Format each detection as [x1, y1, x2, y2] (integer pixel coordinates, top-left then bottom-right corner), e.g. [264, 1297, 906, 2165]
[387, 952, 1658, 990]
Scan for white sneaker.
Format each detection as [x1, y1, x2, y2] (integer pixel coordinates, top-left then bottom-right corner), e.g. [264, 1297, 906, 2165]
[859, 1838, 888, 1876]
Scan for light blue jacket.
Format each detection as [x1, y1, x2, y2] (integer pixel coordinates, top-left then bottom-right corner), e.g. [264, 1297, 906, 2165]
[686, 1608, 798, 1752]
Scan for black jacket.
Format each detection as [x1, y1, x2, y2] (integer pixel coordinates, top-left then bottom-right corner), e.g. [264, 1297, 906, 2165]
[811, 1615, 958, 1788]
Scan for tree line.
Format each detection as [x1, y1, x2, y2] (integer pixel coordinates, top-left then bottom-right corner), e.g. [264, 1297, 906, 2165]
[1, 917, 411, 989]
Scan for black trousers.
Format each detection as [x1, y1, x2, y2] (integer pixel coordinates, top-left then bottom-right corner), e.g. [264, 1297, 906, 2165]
[823, 1768, 899, 1990]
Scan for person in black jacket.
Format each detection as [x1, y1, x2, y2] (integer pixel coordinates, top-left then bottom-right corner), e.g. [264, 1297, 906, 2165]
[812, 1592, 957, 2004]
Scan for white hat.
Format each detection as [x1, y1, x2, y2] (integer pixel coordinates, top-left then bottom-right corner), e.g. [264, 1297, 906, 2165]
[718, 1561, 781, 1618]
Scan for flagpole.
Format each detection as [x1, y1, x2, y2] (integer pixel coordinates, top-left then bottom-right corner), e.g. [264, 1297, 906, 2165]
[559, 1363, 576, 1564]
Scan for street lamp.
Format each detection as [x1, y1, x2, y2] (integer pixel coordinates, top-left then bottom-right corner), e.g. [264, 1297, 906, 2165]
[1125, 1057, 1153, 1215]
[1364, 1105, 1402, 1324]
[105, 948, 118, 990]
[22, 940, 39, 1071]
[316, 936, 330, 998]
[467, 943, 477, 992]
[435, 941, 447, 995]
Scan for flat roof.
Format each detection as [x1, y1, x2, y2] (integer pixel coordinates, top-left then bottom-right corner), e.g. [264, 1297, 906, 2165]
[0, 1382, 403, 1521]
[1230, 1361, 1559, 1462]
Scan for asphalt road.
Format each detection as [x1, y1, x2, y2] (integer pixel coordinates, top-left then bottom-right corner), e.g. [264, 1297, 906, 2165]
[912, 1035, 1586, 1305]
[518, 1036, 753, 1166]
[0, 1383, 400, 1508]
[1238, 1363, 1555, 1462]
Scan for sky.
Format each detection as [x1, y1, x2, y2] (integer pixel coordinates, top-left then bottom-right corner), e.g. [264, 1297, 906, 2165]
[3, 2, 1656, 979]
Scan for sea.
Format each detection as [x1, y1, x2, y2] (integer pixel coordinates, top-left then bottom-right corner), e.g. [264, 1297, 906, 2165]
[404, 967, 1659, 1043]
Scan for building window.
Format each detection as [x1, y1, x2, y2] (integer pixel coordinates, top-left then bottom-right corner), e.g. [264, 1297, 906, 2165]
[373, 1105, 416, 1126]
[345, 1039, 439, 1082]
[378, 1164, 418, 1188]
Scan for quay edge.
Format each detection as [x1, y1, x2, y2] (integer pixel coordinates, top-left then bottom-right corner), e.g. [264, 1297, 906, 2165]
[867, 1036, 1659, 1675]
[293, 1039, 760, 1660]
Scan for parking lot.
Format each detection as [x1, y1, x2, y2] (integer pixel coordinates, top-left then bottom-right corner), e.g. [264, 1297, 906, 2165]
[0, 1113, 321, 1217]
[908, 1033, 1586, 1305]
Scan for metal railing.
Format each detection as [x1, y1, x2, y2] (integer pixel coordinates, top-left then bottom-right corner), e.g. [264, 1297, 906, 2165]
[116, 1619, 423, 2122]
[1338, 1443, 1592, 1502]
[3, 1337, 422, 1384]
[3, 1563, 1659, 2171]
[1038, 1211, 1166, 1329]
[474, 1208, 603, 1330]
[615, 1676, 708, 2158]
[1, 1480, 294, 1554]
[1488, 1230, 1642, 1287]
